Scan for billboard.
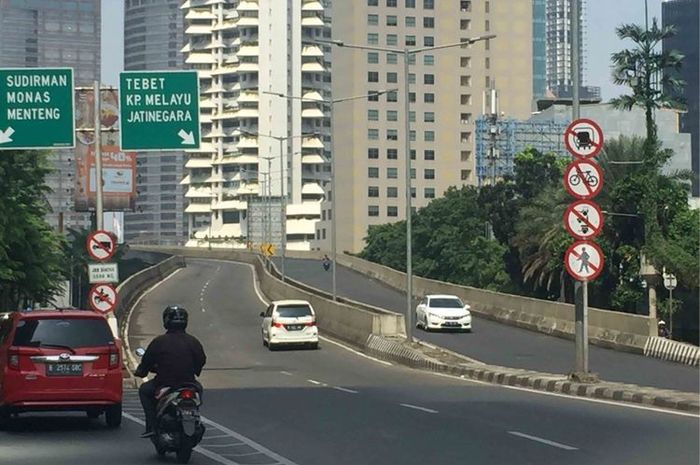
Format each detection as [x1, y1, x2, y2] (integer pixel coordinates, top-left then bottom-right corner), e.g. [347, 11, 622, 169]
[74, 88, 135, 212]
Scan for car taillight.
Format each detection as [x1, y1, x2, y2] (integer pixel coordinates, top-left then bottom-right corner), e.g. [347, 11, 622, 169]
[108, 348, 119, 369]
[180, 389, 194, 400]
[305, 320, 316, 327]
[8, 350, 19, 370]
[272, 320, 285, 328]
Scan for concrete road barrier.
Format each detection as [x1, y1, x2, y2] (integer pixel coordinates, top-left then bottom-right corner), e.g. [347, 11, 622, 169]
[644, 337, 700, 367]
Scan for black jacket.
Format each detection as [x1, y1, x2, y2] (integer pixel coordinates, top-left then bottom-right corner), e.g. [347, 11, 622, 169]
[134, 330, 206, 388]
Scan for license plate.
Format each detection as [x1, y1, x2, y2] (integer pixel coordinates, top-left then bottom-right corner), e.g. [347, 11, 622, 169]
[286, 324, 304, 331]
[47, 363, 83, 376]
[443, 322, 460, 327]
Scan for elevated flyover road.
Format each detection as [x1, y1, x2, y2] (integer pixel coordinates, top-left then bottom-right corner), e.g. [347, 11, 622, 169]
[275, 257, 700, 393]
[118, 258, 697, 465]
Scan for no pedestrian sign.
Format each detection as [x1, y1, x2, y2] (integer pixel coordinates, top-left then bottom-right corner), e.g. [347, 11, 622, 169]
[565, 241, 605, 282]
[563, 159, 604, 200]
[563, 200, 604, 240]
[119, 71, 200, 151]
[0, 68, 75, 150]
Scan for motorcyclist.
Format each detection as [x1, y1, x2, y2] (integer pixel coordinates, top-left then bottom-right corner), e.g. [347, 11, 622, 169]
[658, 320, 670, 339]
[134, 306, 206, 438]
[322, 254, 331, 271]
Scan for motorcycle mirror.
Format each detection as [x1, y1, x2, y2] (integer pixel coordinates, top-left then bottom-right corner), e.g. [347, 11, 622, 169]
[135, 347, 146, 357]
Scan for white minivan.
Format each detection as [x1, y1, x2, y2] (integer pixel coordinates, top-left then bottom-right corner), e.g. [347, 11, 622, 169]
[260, 300, 319, 350]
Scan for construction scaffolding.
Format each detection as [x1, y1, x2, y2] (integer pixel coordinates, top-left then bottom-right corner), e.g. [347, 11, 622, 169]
[475, 117, 569, 186]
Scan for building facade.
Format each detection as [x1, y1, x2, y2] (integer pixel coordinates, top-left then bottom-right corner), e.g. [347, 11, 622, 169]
[313, 0, 534, 254]
[180, 0, 330, 250]
[0, 0, 101, 232]
[123, 0, 188, 244]
[663, 0, 699, 197]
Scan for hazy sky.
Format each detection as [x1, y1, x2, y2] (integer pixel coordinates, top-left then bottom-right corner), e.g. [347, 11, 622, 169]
[101, 0, 665, 100]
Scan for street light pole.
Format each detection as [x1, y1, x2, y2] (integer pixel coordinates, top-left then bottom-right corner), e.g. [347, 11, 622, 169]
[316, 35, 495, 341]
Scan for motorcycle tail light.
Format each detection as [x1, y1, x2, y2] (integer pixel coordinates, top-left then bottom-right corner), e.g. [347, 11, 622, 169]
[180, 389, 194, 400]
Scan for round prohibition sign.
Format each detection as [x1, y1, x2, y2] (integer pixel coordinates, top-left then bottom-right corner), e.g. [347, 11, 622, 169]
[564, 241, 605, 282]
[563, 159, 604, 199]
[86, 230, 116, 262]
[565, 118, 604, 159]
[89, 283, 118, 313]
[563, 200, 604, 240]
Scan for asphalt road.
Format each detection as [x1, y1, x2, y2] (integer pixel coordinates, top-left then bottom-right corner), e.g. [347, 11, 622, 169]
[275, 257, 700, 393]
[5, 258, 696, 465]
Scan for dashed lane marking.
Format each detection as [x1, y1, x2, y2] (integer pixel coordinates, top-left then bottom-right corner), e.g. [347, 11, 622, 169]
[332, 386, 359, 394]
[400, 403, 438, 414]
[508, 431, 579, 451]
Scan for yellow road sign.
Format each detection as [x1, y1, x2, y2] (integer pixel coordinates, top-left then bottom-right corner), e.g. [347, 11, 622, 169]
[258, 243, 275, 257]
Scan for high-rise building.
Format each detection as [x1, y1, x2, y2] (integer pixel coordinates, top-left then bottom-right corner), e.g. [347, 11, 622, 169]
[123, 0, 188, 244]
[544, 0, 599, 100]
[180, 0, 330, 250]
[663, 0, 699, 197]
[532, 0, 547, 99]
[0, 0, 101, 232]
[313, 0, 534, 254]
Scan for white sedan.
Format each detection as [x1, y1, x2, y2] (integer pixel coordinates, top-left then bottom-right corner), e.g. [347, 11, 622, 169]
[415, 294, 472, 332]
[260, 299, 319, 350]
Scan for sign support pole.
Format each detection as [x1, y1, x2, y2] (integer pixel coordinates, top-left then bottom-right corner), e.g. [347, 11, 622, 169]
[93, 81, 103, 230]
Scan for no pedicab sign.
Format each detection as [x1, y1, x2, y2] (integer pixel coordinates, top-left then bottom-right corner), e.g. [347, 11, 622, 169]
[563, 159, 604, 199]
[564, 241, 604, 282]
[86, 230, 116, 261]
[564, 118, 604, 159]
[89, 283, 118, 313]
[563, 200, 604, 240]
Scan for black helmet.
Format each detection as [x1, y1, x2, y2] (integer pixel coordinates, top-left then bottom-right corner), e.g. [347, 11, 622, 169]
[163, 305, 188, 331]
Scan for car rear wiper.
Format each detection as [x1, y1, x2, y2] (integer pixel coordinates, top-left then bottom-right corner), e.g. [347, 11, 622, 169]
[34, 342, 76, 354]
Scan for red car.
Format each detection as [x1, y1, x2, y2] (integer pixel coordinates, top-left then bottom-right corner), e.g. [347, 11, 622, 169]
[0, 309, 123, 428]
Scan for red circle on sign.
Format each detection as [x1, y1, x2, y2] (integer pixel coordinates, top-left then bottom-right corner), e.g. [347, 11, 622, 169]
[563, 159, 604, 200]
[86, 230, 116, 262]
[563, 200, 604, 240]
[564, 241, 605, 282]
[89, 284, 118, 313]
[564, 118, 604, 159]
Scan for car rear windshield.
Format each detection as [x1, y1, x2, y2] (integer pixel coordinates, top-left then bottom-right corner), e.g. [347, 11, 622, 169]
[429, 298, 463, 308]
[275, 305, 313, 318]
[12, 318, 114, 348]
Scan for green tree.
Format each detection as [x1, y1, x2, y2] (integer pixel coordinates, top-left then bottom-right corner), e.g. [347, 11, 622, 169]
[0, 151, 66, 309]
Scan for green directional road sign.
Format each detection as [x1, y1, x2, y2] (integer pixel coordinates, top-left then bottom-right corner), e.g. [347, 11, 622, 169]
[119, 70, 200, 151]
[0, 67, 75, 150]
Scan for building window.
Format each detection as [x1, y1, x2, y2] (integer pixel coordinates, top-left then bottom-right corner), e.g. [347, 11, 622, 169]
[461, 113, 472, 124]
[485, 20, 490, 32]
[460, 19, 471, 30]
[485, 57, 490, 69]
[387, 187, 398, 197]
[387, 34, 398, 46]
[387, 53, 398, 64]
[424, 131, 435, 141]
[387, 72, 398, 83]
[368, 52, 379, 64]
[368, 167, 379, 178]
[424, 169, 435, 180]
[424, 36, 434, 46]
[368, 33, 379, 45]
[409, 74, 416, 84]
[424, 112, 435, 123]
[461, 75, 472, 87]
[410, 168, 416, 179]
[387, 206, 398, 217]
[368, 147, 379, 159]
[410, 130, 416, 141]
[387, 167, 398, 179]
[405, 16, 416, 27]
[411, 149, 416, 160]
[423, 55, 434, 66]
[460, 150, 471, 161]
[460, 94, 472, 105]
[423, 0, 434, 9]
[368, 205, 379, 217]
[406, 0, 415, 7]
[368, 14, 379, 26]
[387, 148, 398, 159]
[409, 92, 416, 103]
[386, 0, 397, 6]
[387, 91, 398, 102]
[387, 129, 398, 140]
[461, 57, 471, 68]
[368, 109, 379, 121]
[368, 129, 379, 140]
[424, 93, 435, 103]
[461, 170, 471, 181]
[368, 186, 379, 197]
[424, 149, 435, 160]
[387, 110, 398, 121]
[461, 132, 472, 143]
[409, 111, 416, 122]
[368, 71, 379, 83]
[368, 0, 378, 5]
[424, 187, 435, 198]
[423, 17, 434, 28]
[406, 35, 416, 46]
[424, 74, 435, 85]
[387, 15, 398, 26]
[461, 1, 472, 12]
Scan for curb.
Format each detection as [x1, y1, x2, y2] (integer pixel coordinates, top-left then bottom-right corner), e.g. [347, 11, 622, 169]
[364, 335, 700, 414]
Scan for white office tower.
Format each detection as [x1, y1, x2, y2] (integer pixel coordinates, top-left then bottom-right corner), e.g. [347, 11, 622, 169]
[181, 0, 331, 250]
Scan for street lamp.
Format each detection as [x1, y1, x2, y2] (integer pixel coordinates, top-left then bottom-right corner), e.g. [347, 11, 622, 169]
[316, 35, 496, 340]
[264, 88, 398, 301]
[241, 129, 317, 282]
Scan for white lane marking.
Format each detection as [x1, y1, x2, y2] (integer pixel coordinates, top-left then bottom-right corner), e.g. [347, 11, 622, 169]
[508, 431, 579, 451]
[225, 452, 264, 457]
[307, 379, 323, 385]
[332, 386, 359, 394]
[400, 403, 438, 414]
[123, 412, 299, 465]
[319, 336, 392, 366]
[204, 443, 245, 448]
[423, 369, 700, 419]
[280, 371, 293, 376]
[203, 434, 231, 440]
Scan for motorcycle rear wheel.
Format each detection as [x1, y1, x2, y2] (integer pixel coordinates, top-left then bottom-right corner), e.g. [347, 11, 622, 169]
[176, 440, 193, 464]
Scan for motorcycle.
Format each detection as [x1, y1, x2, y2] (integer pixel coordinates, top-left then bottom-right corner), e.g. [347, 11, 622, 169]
[135, 347, 205, 463]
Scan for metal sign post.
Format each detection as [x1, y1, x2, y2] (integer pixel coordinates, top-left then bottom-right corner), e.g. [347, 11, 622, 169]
[663, 269, 677, 337]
